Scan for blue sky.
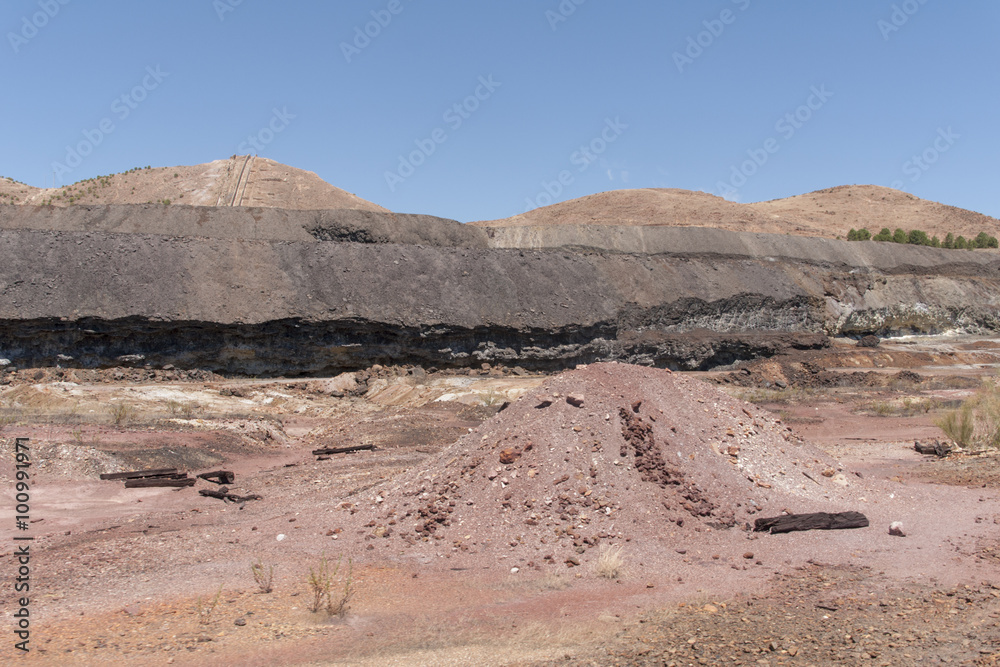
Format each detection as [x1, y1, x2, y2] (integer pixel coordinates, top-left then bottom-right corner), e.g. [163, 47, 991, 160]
[3, 1, 998, 222]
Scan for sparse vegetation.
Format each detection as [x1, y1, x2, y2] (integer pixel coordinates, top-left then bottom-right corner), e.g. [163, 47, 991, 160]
[107, 402, 137, 425]
[860, 226, 997, 249]
[595, 544, 626, 579]
[937, 405, 975, 448]
[307, 555, 353, 617]
[195, 584, 224, 625]
[251, 561, 274, 594]
[481, 389, 506, 407]
[863, 397, 937, 417]
[936, 378, 1000, 450]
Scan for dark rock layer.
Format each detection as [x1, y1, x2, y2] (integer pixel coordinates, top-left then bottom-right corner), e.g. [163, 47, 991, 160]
[0, 205, 998, 374]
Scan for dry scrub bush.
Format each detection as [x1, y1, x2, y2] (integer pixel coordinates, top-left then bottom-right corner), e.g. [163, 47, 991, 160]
[307, 555, 353, 618]
[251, 561, 274, 593]
[936, 379, 1000, 450]
[595, 544, 626, 579]
[196, 585, 223, 625]
[107, 402, 136, 425]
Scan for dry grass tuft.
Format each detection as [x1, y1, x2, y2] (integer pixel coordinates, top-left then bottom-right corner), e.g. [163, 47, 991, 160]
[107, 402, 137, 425]
[595, 544, 626, 579]
[937, 378, 1000, 450]
[251, 561, 274, 594]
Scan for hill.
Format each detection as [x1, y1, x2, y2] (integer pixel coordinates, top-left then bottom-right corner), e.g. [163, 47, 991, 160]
[0, 156, 386, 212]
[474, 185, 1000, 242]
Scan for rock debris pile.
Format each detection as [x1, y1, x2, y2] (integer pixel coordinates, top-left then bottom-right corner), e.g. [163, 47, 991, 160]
[355, 362, 867, 569]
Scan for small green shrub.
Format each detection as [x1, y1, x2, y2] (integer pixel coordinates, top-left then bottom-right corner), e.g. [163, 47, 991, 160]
[307, 555, 353, 617]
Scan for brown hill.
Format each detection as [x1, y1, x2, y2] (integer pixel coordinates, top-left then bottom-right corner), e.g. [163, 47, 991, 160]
[474, 185, 1000, 242]
[0, 156, 386, 212]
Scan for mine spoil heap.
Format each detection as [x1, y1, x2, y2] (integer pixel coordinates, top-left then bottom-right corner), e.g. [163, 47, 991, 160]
[1, 201, 999, 374]
[360, 363, 861, 569]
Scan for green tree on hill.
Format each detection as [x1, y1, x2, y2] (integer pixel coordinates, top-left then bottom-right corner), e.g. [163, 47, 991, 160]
[973, 231, 998, 249]
[893, 228, 907, 244]
[944, 232, 955, 249]
[873, 227, 893, 242]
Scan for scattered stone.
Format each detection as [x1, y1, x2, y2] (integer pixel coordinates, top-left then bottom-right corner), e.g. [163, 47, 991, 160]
[889, 521, 906, 537]
[566, 394, 585, 407]
[499, 448, 521, 464]
[857, 335, 881, 348]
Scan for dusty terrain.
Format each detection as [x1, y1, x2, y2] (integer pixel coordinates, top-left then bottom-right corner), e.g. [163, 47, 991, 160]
[1, 337, 998, 665]
[475, 185, 1000, 242]
[1, 159, 999, 665]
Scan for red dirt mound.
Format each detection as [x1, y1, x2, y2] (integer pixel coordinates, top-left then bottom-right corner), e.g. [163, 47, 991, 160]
[355, 362, 865, 570]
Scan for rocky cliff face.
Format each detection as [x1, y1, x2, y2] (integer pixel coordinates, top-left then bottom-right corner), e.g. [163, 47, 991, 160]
[0, 205, 997, 374]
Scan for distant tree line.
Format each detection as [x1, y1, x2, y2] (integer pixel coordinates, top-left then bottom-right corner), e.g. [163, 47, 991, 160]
[846, 227, 999, 249]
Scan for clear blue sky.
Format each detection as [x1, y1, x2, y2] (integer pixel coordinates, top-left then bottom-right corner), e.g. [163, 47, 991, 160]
[4, 1, 998, 222]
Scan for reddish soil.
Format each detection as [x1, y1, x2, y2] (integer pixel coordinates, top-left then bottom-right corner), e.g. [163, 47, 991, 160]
[0, 354, 998, 665]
